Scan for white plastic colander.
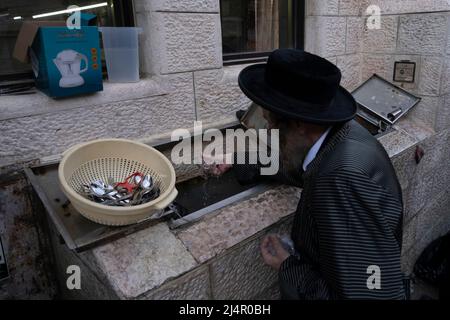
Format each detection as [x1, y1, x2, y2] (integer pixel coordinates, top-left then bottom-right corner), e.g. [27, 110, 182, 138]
[58, 139, 178, 226]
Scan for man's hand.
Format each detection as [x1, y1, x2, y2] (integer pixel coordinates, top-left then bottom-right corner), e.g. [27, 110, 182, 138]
[260, 234, 290, 270]
[202, 153, 232, 176]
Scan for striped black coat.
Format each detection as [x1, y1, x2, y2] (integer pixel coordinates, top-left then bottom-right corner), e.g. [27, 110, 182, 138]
[234, 120, 405, 299]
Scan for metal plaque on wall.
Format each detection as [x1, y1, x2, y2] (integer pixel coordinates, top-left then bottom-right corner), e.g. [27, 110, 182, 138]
[0, 236, 9, 281]
[393, 61, 416, 83]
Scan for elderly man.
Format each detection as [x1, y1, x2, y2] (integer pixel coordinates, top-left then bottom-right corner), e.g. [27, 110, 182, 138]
[213, 49, 405, 299]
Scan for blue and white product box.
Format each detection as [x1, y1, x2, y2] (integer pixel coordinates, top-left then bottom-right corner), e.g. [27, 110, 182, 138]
[13, 17, 103, 98]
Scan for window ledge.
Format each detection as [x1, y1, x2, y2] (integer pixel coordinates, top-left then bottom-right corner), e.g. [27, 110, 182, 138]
[0, 77, 169, 121]
[221, 62, 255, 80]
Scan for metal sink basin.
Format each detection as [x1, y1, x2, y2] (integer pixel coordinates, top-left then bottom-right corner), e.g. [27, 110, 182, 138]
[168, 171, 272, 229]
[25, 130, 272, 250]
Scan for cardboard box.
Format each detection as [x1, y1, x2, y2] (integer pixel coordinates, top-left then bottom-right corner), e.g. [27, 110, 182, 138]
[13, 17, 103, 98]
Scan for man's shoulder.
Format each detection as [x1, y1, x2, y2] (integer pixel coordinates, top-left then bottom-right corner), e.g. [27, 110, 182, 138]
[318, 121, 387, 172]
[314, 120, 402, 196]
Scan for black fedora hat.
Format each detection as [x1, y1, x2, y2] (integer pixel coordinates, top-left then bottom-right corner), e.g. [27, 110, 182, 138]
[238, 49, 357, 124]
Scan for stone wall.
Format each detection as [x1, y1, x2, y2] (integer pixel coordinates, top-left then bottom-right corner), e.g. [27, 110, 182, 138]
[0, 0, 247, 299]
[305, 0, 450, 133]
[0, 179, 56, 299]
[42, 185, 300, 300]
[305, 0, 450, 297]
[0, 0, 449, 299]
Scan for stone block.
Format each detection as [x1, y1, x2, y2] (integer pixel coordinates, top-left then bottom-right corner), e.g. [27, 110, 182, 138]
[361, 54, 393, 81]
[194, 65, 251, 123]
[92, 223, 197, 299]
[391, 54, 421, 93]
[435, 95, 450, 132]
[415, 127, 450, 175]
[403, 130, 450, 220]
[135, 12, 158, 76]
[366, 0, 450, 15]
[0, 72, 195, 167]
[159, 12, 222, 73]
[406, 96, 440, 129]
[361, 53, 423, 94]
[210, 237, 278, 299]
[401, 210, 420, 276]
[447, 16, 450, 54]
[398, 14, 447, 55]
[391, 146, 416, 198]
[306, 0, 339, 16]
[402, 214, 417, 257]
[394, 118, 435, 143]
[176, 186, 300, 263]
[440, 57, 450, 95]
[386, 54, 421, 95]
[141, 266, 211, 300]
[361, 15, 398, 53]
[137, 11, 222, 74]
[0, 180, 56, 299]
[305, 16, 346, 57]
[418, 56, 443, 96]
[47, 223, 118, 300]
[378, 128, 417, 158]
[337, 54, 362, 92]
[208, 216, 293, 300]
[325, 56, 337, 65]
[134, 0, 219, 13]
[414, 189, 450, 258]
[251, 283, 281, 300]
[346, 17, 363, 53]
[0, 78, 169, 122]
[400, 246, 417, 276]
[403, 171, 431, 223]
[339, 0, 365, 16]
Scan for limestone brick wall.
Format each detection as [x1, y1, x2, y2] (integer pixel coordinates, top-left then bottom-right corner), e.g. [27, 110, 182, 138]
[305, 1, 450, 297]
[1, 0, 449, 299]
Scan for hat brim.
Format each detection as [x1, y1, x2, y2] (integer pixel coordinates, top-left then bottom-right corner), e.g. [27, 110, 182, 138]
[238, 64, 357, 124]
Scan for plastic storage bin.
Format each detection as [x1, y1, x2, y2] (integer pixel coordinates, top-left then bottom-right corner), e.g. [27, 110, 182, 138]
[99, 27, 142, 83]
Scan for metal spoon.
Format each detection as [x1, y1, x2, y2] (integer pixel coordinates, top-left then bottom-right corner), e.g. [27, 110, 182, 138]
[134, 174, 142, 185]
[141, 174, 153, 190]
[90, 182, 107, 197]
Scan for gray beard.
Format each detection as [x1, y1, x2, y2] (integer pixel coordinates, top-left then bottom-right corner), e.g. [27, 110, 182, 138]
[279, 144, 310, 175]
[277, 127, 313, 177]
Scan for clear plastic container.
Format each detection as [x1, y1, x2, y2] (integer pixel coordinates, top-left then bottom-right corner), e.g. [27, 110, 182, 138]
[99, 27, 143, 83]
